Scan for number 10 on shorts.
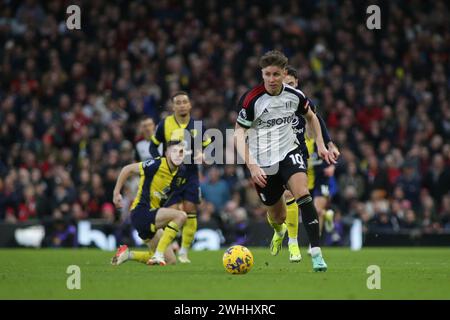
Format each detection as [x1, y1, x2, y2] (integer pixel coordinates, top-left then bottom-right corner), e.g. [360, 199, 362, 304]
[289, 153, 305, 169]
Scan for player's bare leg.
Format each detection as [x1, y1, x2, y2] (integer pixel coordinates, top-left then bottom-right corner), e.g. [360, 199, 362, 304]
[177, 200, 197, 264]
[168, 202, 192, 263]
[267, 197, 287, 256]
[147, 208, 187, 266]
[284, 190, 302, 262]
[287, 173, 327, 272]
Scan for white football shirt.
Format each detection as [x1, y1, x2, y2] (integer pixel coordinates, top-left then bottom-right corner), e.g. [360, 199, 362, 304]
[236, 83, 311, 167]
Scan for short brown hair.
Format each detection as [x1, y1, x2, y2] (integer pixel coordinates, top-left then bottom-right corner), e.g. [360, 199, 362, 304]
[171, 91, 189, 102]
[259, 50, 288, 69]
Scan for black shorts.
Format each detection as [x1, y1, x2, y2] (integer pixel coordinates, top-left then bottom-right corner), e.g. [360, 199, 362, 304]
[311, 176, 331, 198]
[130, 207, 159, 241]
[255, 147, 308, 206]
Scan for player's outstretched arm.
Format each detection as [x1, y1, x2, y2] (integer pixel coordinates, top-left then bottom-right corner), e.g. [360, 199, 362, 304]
[113, 163, 140, 208]
[304, 109, 336, 165]
[308, 113, 340, 162]
[233, 123, 267, 187]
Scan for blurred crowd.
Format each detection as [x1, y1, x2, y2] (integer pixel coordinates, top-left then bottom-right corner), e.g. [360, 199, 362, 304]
[0, 0, 449, 247]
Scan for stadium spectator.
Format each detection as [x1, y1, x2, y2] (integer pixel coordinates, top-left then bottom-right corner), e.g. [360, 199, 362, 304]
[200, 166, 230, 213]
[396, 161, 422, 209]
[134, 117, 156, 161]
[400, 209, 419, 230]
[423, 154, 450, 205]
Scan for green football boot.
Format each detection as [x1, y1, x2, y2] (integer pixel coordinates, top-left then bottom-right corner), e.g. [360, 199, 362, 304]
[288, 243, 302, 262]
[270, 223, 287, 256]
[312, 251, 328, 272]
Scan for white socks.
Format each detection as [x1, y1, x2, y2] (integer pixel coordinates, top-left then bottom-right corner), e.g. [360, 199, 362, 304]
[179, 247, 188, 256]
[310, 246, 322, 257]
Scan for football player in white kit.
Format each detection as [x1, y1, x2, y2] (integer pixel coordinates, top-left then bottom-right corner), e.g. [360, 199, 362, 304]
[234, 50, 337, 272]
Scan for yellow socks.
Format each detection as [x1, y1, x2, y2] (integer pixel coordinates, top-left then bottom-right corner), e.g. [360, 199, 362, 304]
[181, 212, 197, 252]
[267, 212, 285, 234]
[130, 251, 153, 264]
[285, 198, 299, 243]
[156, 221, 180, 255]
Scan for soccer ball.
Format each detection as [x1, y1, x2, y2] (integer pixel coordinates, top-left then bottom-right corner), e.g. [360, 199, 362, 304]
[222, 245, 254, 274]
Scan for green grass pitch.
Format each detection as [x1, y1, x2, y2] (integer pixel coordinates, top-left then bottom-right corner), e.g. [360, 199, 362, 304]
[0, 247, 449, 299]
